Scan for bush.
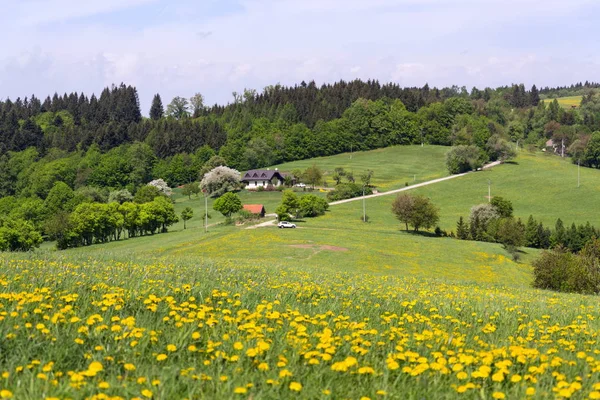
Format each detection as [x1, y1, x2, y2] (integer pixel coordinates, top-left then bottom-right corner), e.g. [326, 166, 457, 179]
[446, 145, 488, 174]
[0, 218, 43, 252]
[299, 195, 329, 217]
[532, 239, 600, 294]
[327, 183, 372, 202]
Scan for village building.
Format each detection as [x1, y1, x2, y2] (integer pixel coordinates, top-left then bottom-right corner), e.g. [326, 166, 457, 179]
[242, 204, 266, 218]
[241, 169, 294, 189]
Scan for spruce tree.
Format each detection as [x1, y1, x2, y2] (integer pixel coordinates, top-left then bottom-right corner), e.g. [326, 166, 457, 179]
[551, 218, 566, 248]
[530, 84, 540, 106]
[525, 215, 538, 247]
[456, 216, 469, 240]
[149, 94, 164, 120]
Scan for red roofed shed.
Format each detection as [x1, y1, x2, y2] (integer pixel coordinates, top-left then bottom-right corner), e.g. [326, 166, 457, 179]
[243, 204, 266, 218]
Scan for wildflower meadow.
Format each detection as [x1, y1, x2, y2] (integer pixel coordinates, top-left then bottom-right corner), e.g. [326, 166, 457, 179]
[1, 255, 600, 399]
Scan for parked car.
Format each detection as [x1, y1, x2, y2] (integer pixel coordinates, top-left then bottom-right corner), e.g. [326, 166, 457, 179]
[278, 221, 297, 229]
[295, 183, 306, 188]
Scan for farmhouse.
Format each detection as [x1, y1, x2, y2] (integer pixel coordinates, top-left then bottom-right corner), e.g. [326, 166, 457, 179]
[243, 204, 266, 218]
[241, 169, 293, 189]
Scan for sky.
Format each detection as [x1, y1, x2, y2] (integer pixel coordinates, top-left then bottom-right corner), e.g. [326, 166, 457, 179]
[0, 0, 598, 113]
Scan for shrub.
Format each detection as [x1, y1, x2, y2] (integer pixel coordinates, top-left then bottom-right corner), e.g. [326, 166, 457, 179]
[299, 195, 329, 217]
[327, 183, 372, 202]
[532, 239, 600, 294]
[446, 145, 488, 174]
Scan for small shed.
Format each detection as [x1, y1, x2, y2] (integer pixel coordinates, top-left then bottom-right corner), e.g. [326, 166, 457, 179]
[243, 204, 266, 218]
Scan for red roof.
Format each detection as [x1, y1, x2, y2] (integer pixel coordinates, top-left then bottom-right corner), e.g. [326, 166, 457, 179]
[243, 204, 265, 214]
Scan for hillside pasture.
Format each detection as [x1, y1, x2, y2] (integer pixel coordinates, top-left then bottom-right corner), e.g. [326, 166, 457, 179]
[272, 145, 450, 191]
[542, 95, 582, 109]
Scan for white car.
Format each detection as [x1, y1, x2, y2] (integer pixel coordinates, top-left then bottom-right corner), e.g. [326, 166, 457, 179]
[295, 183, 306, 188]
[278, 221, 297, 229]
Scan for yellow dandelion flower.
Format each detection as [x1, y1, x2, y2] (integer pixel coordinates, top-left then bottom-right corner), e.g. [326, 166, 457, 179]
[0, 390, 12, 399]
[492, 392, 505, 399]
[156, 354, 167, 361]
[141, 389, 153, 398]
[289, 382, 302, 392]
[124, 363, 136, 371]
[234, 387, 247, 394]
[167, 344, 177, 352]
[258, 362, 269, 371]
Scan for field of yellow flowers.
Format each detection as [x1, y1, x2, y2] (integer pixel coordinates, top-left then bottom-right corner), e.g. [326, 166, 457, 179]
[1, 255, 600, 399]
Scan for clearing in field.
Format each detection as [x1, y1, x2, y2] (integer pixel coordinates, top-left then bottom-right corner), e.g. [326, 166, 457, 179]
[542, 95, 582, 109]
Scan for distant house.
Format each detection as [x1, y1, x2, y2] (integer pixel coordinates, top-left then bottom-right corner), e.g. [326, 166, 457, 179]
[241, 169, 292, 189]
[243, 204, 266, 218]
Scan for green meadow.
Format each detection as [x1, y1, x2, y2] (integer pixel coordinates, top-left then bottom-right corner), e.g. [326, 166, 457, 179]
[273, 145, 450, 190]
[542, 95, 582, 109]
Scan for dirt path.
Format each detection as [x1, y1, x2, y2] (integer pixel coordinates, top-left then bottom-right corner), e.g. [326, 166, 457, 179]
[329, 161, 502, 206]
[246, 218, 277, 229]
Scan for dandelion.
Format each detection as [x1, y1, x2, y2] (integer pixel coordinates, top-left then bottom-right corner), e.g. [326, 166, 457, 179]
[234, 387, 247, 394]
[492, 392, 505, 399]
[156, 354, 168, 361]
[141, 389, 153, 398]
[289, 382, 302, 392]
[0, 390, 12, 399]
[124, 363, 136, 371]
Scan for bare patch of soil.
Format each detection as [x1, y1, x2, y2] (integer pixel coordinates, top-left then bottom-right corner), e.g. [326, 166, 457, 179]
[289, 244, 348, 252]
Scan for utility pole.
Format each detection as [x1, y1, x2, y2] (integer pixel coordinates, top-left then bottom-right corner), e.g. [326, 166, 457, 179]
[362, 185, 366, 222]
[561, 138, 565, 158]
[204, 192, 208, 232]
[487, 179, 492, 203]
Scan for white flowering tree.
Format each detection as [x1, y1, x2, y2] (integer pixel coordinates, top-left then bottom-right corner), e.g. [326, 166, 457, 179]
[200, 166, 241, 197]
[148, 179, 173, 196]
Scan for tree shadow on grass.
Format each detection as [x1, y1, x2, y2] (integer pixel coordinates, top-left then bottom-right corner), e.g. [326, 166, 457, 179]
[504, 160, 519, 165]
[398, 230, 440, 238]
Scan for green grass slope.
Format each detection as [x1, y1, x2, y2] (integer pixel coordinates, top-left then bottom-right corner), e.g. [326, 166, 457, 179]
[272, 145, 450, 190]
[542, 95, 582, 109]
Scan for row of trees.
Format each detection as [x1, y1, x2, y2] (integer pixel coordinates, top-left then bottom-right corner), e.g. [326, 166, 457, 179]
[454, 197, 600, 264]
[50, 196, 179, 249]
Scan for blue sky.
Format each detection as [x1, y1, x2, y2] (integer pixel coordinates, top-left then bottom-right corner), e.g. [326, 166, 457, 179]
[0, 0, 598, 113]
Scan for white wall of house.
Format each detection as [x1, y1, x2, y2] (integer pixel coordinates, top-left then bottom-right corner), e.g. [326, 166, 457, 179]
[244, 180, 281, 189]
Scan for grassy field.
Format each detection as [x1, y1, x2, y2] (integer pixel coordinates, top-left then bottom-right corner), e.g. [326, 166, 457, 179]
[2, 254, 600, 399]
[272, 145, 450, 191]
[322, 151, 600, 232]
[8, 146, 600, 398]
[542, 95, 582, 109]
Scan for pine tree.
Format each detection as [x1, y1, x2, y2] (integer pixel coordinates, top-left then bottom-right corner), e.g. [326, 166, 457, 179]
[149, 94, 164, 120]
[551, 218, 566, 248]
[525, 215, 539, 248]
[530, 84, 540, 106]
[456, 216, 469, 240]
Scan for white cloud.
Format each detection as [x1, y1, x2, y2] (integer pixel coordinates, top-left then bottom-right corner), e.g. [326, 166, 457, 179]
[0, 0, 598, 111]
